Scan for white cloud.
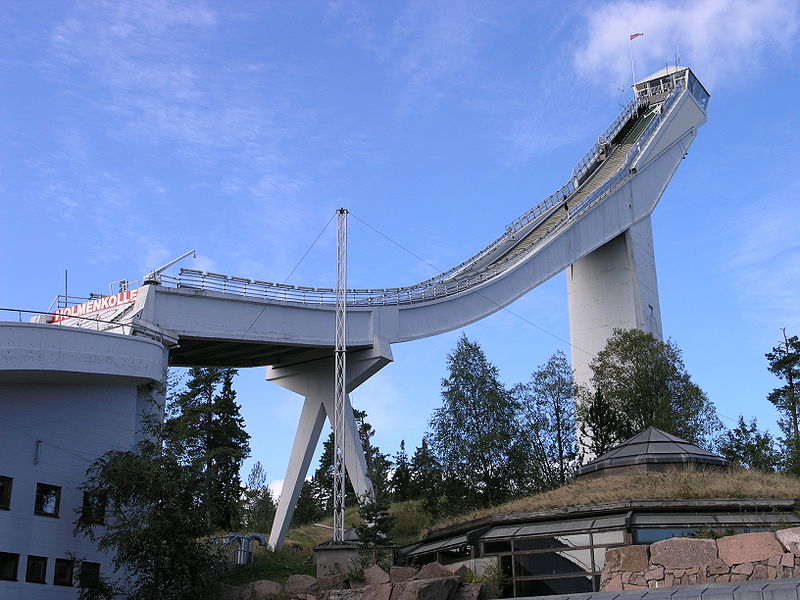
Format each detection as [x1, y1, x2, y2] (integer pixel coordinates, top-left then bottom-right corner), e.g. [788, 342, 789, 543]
[269, 478, 284, 501]
[574, 0, 799, 90]
[724, 186, 800, 330]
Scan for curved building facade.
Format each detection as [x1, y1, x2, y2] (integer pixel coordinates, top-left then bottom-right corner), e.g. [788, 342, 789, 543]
[0, 322, 166, 598]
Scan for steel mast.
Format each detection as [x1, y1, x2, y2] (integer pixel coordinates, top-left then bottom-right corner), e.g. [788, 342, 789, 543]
[333, 208, 348, 543]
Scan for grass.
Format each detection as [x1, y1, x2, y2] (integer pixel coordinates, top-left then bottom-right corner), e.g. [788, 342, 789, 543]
[430, 468, 800, 532]
[217, 547, 315, 588]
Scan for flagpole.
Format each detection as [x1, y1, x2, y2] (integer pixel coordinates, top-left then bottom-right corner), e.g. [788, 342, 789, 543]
[629, 38, 636, 89]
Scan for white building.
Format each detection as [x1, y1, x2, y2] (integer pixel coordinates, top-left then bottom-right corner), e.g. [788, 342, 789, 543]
[0, 322, 166, 598]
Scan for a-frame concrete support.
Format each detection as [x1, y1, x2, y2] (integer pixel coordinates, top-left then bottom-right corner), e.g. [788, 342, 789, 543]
[567, 216, 663, 455]
[266, 341, 393, 550]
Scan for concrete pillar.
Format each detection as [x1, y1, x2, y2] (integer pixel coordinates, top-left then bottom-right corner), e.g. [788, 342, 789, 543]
[266, 343, 392, 550]
[567, 216, 663, 456]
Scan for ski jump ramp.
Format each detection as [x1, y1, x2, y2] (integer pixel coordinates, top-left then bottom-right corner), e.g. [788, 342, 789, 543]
[43, 67, 709, 549]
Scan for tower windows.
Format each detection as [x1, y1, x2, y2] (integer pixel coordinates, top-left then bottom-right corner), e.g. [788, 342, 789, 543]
[34, 483, 61, 517]
[0, 476, 11, 509]
[25, 555, 47, 583]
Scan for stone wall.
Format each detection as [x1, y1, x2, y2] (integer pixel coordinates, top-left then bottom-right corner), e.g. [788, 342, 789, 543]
[217, 562, 482, 600]
[601, 528, 800, 591]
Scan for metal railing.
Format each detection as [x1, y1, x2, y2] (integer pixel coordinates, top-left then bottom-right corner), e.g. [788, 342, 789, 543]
[0, 308, 170, 344]
[150, 84, 686, 309]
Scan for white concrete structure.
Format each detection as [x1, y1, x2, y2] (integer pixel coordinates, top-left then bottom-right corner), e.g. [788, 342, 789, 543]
[23, 67, 709, 552]
[0, 322, 166, 597]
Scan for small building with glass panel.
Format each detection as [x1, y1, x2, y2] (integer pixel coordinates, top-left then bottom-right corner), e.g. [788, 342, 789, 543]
[401, 429, 799, 597]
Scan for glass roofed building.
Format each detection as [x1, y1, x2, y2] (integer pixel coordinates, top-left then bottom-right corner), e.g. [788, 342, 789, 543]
[400, 428, 800, 598]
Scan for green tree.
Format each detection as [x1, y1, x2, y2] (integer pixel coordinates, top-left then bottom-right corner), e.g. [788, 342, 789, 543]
[766, 330, 800, 473]
[165, 368, 251, 531]
[577, 389, 621, 458]
[515, 351, 577, 488]
[242, 461, 276, 533]
[715, 416, 780, 472]
[586, 328, 720, 445]
[294, 480, 323, 526]
[390, 440, 413, 502]
[409, 437, 442, 516]
[75, 436, 223, 600]
[428, 335, 526, 515]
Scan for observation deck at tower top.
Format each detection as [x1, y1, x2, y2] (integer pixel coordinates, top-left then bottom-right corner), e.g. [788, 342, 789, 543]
[37, 66, 710, 369]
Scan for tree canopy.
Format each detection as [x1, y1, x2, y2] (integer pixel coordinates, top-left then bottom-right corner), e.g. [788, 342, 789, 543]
[581, 328, 720, 447]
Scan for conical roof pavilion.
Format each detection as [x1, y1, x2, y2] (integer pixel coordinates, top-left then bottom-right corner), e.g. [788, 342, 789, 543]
[577, 426, 729, 480]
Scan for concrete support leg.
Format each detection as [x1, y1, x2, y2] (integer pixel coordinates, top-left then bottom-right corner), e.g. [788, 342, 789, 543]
[266, 342, 393, 550]
[567, 216, 663, 456]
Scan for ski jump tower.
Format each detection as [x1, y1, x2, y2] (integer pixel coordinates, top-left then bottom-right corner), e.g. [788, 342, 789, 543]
[35, 66, 709, 550]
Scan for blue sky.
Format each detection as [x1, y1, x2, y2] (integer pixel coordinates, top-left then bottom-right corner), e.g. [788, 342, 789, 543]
[1, 0, 799, 497]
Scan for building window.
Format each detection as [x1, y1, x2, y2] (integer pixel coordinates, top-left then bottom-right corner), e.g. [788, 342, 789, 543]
[25, 555, 47, 584]
[0, 476, 11, 510]
[34, 483, 61, 517]
[81, 492, 107, 525]
[0, 553, 20, 581]
[53, 559, 74, 586]
[79, 561, 101, 589]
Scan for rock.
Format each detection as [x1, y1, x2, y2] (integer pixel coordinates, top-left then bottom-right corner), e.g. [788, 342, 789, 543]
[413, 562, 452, 580]
[645, 566, 665, 581]
[732, 562, 754, 576]
[650, 538, 717, 570]
[629, 573, 646, 586]
[751, 564, 769, 580]
[730, 574, 748, 582]
[717, 575, 731, 583]
[768, 555, 782, 567]
[776, 527, 800, 554]
[363, 583, 393, 600]
[782, 553, 795, 568]
[214, 583, 244, 600]
[323, 590, 362, 600]
[287, 574, 320, 595]
[248, 579, 283, 596]
[663, 573, 674, 587]
[707, 560, 730, 576]
[793, 565, 800, 578]
[390, 567, 417, 583]
[453, 583, 482, 600]
[318, 574, 349, 591]
[448, 565, 470, 579]
[391, 577, 460, 600]
[603, 574, 623, 591]
[604, 545, 650, 574]
[363, 565, 391, 586]
[718, 532, 784, 566]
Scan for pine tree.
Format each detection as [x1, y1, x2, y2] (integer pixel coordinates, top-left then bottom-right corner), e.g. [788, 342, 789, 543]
[294, 480, 323, 526]
[390, 440, 413, 502]
[242, 461, 276, 533]
[165, 368, 250, 531]
[578, 389, 621, 458]
[409, 437, 441, 514]
[715, 416, 780, 472]
[766, 330, 800, 474]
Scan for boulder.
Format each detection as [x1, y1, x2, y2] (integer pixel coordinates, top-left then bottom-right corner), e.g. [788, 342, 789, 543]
[777, 527, 800, 554]
[650, 538, 717, 569]
[362, 583, 393, 600]
[413, 562, 452, 580]
[363, 565, 391, 586]
[782, 553, 795, 568]
[718, 532, 783, 566]
[390, 566, 417, 583]
[247, 579, 282, 597]
[318, 574, 349, 591]
[604, 545, 649, 573]
[453, 583, 482, 600]
[287, 574, 320, 595]
[447, 565, 470, 579]
[323, 590, 362, 600]
[391, 576, 460, 600]
[752, 564, 770, 581]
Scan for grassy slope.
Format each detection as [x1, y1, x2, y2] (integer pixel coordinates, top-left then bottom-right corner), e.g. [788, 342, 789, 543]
[220, 469, 800, 587]
[432, 468, 800, 531]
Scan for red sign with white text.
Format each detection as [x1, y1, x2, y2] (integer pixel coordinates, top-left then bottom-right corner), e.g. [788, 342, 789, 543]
[51, 289, 139, 323]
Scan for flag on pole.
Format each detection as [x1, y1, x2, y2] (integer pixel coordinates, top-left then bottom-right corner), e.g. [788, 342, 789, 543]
[630, 32, 644, 40]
